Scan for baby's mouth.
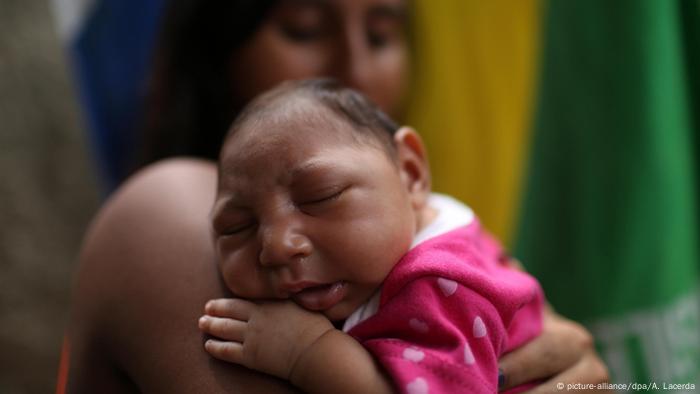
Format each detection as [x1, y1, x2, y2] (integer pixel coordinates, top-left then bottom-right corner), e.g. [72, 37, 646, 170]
[291, 281, 347, 312]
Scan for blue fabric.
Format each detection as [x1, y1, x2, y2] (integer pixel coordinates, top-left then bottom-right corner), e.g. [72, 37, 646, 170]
[70, 0, 166, 190]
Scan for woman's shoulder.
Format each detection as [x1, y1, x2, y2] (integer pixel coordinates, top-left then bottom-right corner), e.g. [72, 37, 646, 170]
[109, 158, 217, 214]
[127, 157, 217, 188]
[76, 157, 220, 315]
[88, 157, 216, 253]
[87, 158, 216, 243]
[78, 158, 218, 274]
[68, 158, 296, 392]
[68, 158, 226, 391]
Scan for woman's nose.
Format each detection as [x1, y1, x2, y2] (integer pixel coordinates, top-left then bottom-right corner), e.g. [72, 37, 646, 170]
[258, 222, 312, 268]
[331, 26, 373, 96]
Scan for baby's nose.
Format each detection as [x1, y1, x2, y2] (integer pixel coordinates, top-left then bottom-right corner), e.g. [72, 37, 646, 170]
[258, 225, 312, 268]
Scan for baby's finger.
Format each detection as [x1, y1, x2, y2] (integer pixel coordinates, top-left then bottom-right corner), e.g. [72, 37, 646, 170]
[204, 298, 254, 320]
[204, 339, 244, 365]
[199, 316, 246, 342]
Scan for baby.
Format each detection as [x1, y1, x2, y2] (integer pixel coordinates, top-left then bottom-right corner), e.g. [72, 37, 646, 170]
[199, 79, 544, 393]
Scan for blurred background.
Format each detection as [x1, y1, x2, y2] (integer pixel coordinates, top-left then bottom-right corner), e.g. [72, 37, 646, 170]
[1, 0, 698, 392]
[0, 1, 98, 393]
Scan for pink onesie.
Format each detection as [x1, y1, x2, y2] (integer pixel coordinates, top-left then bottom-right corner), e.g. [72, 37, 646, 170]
[346, 221, 544, 394]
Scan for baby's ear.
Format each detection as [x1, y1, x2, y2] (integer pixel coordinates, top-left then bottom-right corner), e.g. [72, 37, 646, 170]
[394, 127, 431, 210]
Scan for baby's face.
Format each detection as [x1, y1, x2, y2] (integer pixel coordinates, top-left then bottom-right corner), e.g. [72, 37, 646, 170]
[212, 109, 418, 321]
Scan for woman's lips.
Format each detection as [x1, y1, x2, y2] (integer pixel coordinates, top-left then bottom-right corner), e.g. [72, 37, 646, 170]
[291, 281, 347, 311]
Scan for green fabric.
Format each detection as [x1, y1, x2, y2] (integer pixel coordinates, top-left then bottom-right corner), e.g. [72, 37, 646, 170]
[516, 0, 700, 386]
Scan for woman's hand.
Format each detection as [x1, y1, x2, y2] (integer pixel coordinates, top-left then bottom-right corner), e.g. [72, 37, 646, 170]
[199, 298, 334, 380]
[498, 305, 610, 392]
[498, 257, 610, 392]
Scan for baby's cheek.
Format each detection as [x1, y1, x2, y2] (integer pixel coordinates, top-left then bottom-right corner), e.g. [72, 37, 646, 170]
[379, 215, 415, 260]
[365, 226, 413, 282]
[219, 251, 265, 297]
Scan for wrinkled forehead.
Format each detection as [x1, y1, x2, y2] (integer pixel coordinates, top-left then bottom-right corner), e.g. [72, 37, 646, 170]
[222, 96, 367, 155]
[220, 97, 363, 174]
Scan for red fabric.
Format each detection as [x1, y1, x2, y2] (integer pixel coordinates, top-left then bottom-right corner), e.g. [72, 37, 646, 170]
[55, 337, 69, 394]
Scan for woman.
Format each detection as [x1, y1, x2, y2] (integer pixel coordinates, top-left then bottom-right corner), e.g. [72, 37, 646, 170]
[66, 0, 608, 392]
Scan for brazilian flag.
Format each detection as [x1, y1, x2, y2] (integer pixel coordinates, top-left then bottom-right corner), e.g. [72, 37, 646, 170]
[407, 0, 700, 387]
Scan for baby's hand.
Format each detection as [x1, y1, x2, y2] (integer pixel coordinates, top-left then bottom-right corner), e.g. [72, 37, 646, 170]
[199, 298, 333, 379]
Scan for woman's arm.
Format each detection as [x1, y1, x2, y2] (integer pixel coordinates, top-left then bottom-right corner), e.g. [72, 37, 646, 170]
[498, 259, 609, 392]
[498, 307, 610, 392]
[66, 159, 297, 394]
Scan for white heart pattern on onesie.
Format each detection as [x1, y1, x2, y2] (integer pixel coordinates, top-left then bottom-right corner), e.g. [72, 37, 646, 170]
[403, 347, 425, 362]
[437, 277, 458, 297]
[406, 377, 429, 394]
[464, 342, 475, 364]
[473, 316, 487, 338]
[409, 318, 429, 333]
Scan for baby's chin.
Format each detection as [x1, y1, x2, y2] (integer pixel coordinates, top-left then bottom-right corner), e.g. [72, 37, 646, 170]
[322, 301, 360, 323]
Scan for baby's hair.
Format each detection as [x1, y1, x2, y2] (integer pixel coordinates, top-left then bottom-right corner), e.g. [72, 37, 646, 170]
[222, 78, 401, 156]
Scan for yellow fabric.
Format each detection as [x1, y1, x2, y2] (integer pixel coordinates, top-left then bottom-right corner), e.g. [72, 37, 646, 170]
[405, 0, 541, 245]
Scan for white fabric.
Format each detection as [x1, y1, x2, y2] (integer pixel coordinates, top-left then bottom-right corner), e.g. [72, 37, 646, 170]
[342, 193, 474, 332]
[50, 0, 97, 41]
[410, 193, 475, 248]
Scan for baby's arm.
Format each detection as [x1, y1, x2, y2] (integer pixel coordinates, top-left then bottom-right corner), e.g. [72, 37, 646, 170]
[199, 298, 393, 394]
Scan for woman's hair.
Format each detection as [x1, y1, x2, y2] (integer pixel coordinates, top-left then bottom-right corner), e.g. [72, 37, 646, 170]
[134, 0, 279, 175]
